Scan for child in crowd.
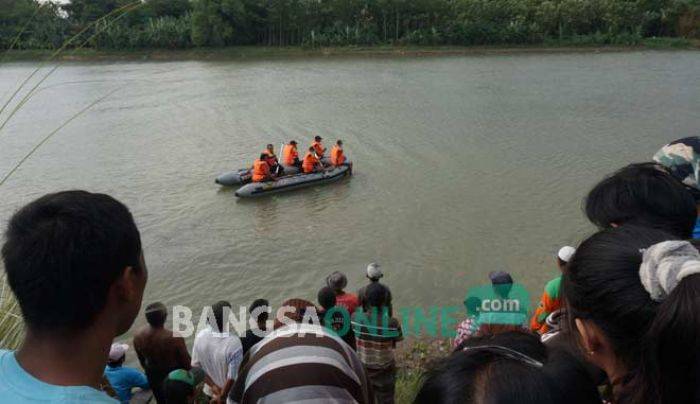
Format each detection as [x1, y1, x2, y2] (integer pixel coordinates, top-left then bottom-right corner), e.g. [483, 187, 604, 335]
[162, 368, 205, 404]
[352, 282, 403, 404]
[529, 246, 575, 334]
[103, 343, 150, 403]
[318, 286, 356, 349]
[326, 271, 360, 314]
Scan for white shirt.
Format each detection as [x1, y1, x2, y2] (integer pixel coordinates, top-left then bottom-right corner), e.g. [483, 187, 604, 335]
[191, 327, 243, 397]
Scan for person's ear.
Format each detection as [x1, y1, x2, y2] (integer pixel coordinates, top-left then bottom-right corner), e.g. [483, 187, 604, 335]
[575, 318, 608, 359]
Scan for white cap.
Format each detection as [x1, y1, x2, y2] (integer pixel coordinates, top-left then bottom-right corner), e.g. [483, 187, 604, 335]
[366, 263, 383, 280]
[557, 246, 576, 263]
[108, 343, 129, 361]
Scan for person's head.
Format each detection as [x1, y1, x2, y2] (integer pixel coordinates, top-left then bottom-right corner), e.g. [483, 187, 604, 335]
[163, 368, 205, 404]
[274, 298, 318, 329]
[564, 225, 700, 403]
[489, 271, 513, 299]
[366, 282, 390, 310]
[314, 135, 322, 142]
[326, 271, 348, 293]
[249, 298, 270, 329]
[266, 144, 274, 152]
[289, 140, 297, 146]
[107, 343, 128, 368]
[317, 286, 336, 310]
[1, 191, 146, 338]
[308, 146, 315, 153]
[145, 302, 167, 328]
[653, 136, 700, 202]
[259, 153, 267, 160]
[417, 331, 600, 404]
[336, 139, 343, 146]
[366, 262, 382, 282]
[210, 300, 231, 333]
[584, 162, 696, 238]
[557, 246, 576, 272]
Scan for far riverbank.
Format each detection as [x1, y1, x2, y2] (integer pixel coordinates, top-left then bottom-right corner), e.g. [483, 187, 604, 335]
[2, 38, 698, 62]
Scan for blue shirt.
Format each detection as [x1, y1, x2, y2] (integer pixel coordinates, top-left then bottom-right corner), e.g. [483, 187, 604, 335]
[0, 350, 117, 403]
[103, 365, 149, 403]
[693, 217, 700, 239]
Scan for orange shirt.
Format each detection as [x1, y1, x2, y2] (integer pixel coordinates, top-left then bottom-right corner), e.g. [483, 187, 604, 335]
[252, 159, 271, 182]
[311, 141, 325, 157]
[302, 152, 320, 173]
[282, 144, 299, 165]
[330, 145, 346, 166]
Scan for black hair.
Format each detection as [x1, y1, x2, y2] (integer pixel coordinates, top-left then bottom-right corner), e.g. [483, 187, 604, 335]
[366, 282, 390, 308]
[584, 162, 696, 238]
[308, 146, 315, 152]
[145, 302, 167, 327]
[211, 300, 231, 333]
[416, 331, 599, 404]
[259, 153, 267, 160]
[2, 190, 142, 333]
[563, 225, 700, 403]
[163, 378, 193, 404]
[317, 286, 336, 310]
[249, 298, 269, 323]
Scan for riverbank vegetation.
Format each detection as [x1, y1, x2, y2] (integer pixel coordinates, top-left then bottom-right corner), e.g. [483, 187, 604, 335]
[2, 0, 699, 52]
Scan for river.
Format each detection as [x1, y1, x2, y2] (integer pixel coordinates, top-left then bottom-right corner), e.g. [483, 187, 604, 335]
[1, 50, 699, 344]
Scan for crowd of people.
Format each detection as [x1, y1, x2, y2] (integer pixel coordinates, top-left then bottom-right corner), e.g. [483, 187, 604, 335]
[251, 136, 348, 182]
[2, 136, 700, 403]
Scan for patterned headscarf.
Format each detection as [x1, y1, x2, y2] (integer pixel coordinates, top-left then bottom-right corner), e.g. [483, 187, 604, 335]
[653, 136, 700, 200]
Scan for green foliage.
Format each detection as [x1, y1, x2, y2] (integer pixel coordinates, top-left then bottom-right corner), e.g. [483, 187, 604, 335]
[0, 0, 699, 50]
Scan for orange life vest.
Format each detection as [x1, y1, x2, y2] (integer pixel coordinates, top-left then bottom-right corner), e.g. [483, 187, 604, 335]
[262, 149, 278, 167]
[330, 145, 346, 166]
[252, 159, 271, 182]
[282, 144, 298, 165]
[311, 141, 325, 157]
[302, 152, 320, 173]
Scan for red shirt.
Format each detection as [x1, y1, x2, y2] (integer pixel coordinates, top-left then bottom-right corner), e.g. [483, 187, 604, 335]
[335, 292, 360, 315]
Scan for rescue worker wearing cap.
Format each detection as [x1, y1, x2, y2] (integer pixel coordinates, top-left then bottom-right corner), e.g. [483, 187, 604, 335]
[330, 140, 346, 167]
[252, 153, 275, 182]
[262, 144, 284, 176]
[311, 135, 326, 158]
[282, 140, 301, 168]
[302, 147, 322, 174]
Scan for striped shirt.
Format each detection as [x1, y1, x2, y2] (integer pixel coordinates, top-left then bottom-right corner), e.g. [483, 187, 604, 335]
[229, 324, 372, 404]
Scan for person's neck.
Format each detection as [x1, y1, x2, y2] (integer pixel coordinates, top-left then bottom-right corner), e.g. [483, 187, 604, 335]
[16, 325, 114, 389]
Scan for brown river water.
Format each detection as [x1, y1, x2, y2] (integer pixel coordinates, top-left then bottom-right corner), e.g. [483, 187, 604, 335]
[1, 50, 699, 350]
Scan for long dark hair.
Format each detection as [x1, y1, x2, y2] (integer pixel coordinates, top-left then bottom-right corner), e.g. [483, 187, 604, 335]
[563, 225, 700, 403]
[584, 163, 697, 238]
[415, 331, 599, 404]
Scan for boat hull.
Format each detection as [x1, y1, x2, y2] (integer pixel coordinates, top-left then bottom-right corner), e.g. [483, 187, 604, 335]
[234, 164, 351, 198]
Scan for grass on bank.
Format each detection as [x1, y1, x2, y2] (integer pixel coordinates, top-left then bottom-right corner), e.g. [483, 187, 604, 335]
[1, 37, 697, 62]
[0, 275, 23, 350]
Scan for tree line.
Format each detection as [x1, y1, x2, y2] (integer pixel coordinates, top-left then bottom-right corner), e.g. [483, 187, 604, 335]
[1, 0, 699, 50]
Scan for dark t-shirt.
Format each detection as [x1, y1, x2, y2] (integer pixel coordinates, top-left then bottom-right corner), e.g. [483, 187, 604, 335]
[319, 308, 356, 350]
[357, 282, 393, 314]
[241, 329, 266, 355]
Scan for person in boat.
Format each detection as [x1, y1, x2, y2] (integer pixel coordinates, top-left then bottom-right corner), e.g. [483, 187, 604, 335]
[302, 147, 323, 174]
[262, 144, 283, 176]
[252, 153, 275, 182]
[311, 135, 326, 158]
[330, 139, 347, 167]
[282, 140, 301, 169]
